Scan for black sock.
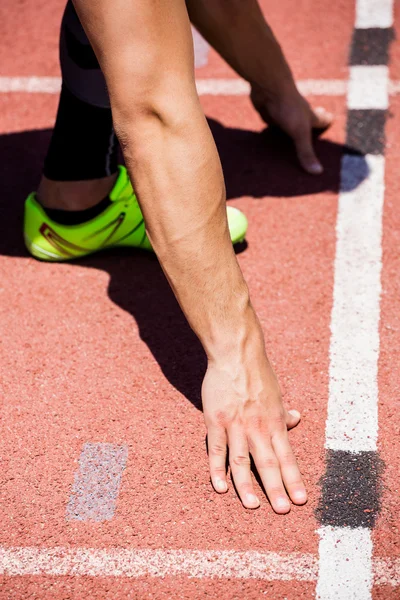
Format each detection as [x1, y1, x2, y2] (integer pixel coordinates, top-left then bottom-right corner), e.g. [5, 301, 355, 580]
[43, 195, 112, 225]
[43, 85, 119, 181]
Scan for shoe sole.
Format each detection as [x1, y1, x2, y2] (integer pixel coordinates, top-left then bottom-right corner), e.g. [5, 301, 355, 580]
[24, 232, 246, 262]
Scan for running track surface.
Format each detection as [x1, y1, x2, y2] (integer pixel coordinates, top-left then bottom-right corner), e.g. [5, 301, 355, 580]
[0, 1, 399, 599]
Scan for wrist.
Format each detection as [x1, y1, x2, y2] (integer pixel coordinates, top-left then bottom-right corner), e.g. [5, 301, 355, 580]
[204, 297, 266, 365]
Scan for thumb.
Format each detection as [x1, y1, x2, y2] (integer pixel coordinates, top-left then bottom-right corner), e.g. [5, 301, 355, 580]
[286, 408, 301, 430]
[293, 127, 323, 175]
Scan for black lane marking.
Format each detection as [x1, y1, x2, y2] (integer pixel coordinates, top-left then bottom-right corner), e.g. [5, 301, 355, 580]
[316, 450, 384, 528]
[346, 109, 386, 155]
[350, 28, 395, 66]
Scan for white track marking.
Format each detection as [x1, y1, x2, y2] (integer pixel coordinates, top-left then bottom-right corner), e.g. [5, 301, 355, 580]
[0, 548, 317, 580]
[297, 79, 348, 96]
[317, 0, 391, 595]
[0, 547, 398, 585]
[196, 78, 250, 95]
[0, 76, 62, 93]
[317, 527, 373, 599]
[3, 76, 400, 99]
[348, 66, 389, 110]
[326, 153, 384, 453]
[355, 0, 394, 28]
[0, 76, 348, 97]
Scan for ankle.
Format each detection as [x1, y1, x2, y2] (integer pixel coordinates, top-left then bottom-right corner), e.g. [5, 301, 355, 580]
[37, 173, 118, 211]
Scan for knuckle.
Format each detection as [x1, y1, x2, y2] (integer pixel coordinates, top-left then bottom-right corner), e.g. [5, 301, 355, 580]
[257, 456, 280, 470]
[214, 410, 228, 427]
[247, 414, 267, 433]
[209, 444, 226, 457]
[279, 451, 298, 467]
[211, 466, 227, 476]
[269, 413, 287, 431]
[231, 455, 251, 468]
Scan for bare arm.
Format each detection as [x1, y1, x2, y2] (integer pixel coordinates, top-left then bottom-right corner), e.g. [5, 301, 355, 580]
[73, 0, 307, 512]
[187, 0, 332, 174]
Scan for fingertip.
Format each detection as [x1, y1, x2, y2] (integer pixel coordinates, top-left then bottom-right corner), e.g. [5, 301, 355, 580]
[274, 497, 291, 514]
[213, 477, 228, 493]
[289, 409, 301, 420]
[304, 161, 323, 175]
[287, 409, 301, 429]
[292, 490, 308, 505]
[243, 493, 260, 509]
[313, 106, 334, 129]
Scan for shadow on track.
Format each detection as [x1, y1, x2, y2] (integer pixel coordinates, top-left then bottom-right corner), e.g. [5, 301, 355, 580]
[0, 119, 367, 409]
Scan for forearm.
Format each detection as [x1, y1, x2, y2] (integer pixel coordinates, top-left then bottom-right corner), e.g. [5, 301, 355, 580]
[187, 0, 295, 94]
[123, 103, 260, 359]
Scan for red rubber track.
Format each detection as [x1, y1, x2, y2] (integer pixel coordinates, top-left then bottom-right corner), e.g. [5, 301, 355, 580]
[371, 94, 400, 600]
[0, 0, 398, 598]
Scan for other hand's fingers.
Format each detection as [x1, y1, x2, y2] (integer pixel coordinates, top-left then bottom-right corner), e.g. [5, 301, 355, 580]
[250, 431, 291, 514]
[311, 106, 334, 131]
[272, 432, 307, 506]
[228, 425, 260, 509]
[208, 426, 228, 493]
[293, 126, 323, 175]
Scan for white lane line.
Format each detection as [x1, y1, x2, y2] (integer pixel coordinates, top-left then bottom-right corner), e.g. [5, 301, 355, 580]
[0, 76, 348, 97]
[325, 153, 384, 453]
[0, 547, 398, 585]
[316, 527, 373, 600]
[348, 66, 389, 110]
[0, 76, 62, 93]
[355, 0, 394, 29]
[0, 548, 317, 580]
[3, 76, 400, 98]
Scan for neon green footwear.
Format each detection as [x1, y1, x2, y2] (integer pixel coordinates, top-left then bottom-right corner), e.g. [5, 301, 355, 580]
[24, 165, 248, 261]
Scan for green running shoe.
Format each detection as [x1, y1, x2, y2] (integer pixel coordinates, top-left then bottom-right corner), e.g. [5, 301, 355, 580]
[24, 165, 248, 261]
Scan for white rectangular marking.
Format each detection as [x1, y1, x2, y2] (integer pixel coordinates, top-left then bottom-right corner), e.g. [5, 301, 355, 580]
[348, 66, 389, 110]
[316, 526, 373, 599]
[326, 154, 384, 452]
[0, 548, 317, 580]
[355, 0, 393, 29]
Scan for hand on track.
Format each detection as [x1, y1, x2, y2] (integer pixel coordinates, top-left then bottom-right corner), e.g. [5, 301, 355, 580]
[250, 83, 333, 175]
[202, 347, 307, 512]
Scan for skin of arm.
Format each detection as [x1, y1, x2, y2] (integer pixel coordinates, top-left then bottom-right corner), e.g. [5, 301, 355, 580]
[72, 0, 307, 512]
[186, 0, 333, 174]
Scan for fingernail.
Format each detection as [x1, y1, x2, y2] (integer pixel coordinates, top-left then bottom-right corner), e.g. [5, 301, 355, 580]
[289, 409, 301, 420]
[293, 490, 307, 503]
[214, 478, 227, 493]
[246, 493, 260, 507]
[308, 162, 323, 175]
[276, 497, 290, 511]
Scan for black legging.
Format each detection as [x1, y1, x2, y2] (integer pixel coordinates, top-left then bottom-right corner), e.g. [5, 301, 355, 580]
[43, 1, 119, 181]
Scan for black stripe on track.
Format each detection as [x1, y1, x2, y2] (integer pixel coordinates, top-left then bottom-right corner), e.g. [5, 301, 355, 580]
[350, 27, 395, 66]
[316, 450, 384, 528]
[346, 109, 386, 155]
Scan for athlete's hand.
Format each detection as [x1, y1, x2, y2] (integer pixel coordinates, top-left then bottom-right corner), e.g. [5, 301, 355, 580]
[250, 82, 333, 175]
[202, 339, 307, 512]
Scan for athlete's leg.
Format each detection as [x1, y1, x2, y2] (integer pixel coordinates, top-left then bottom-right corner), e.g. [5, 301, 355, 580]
[38, 1, 118, 212]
